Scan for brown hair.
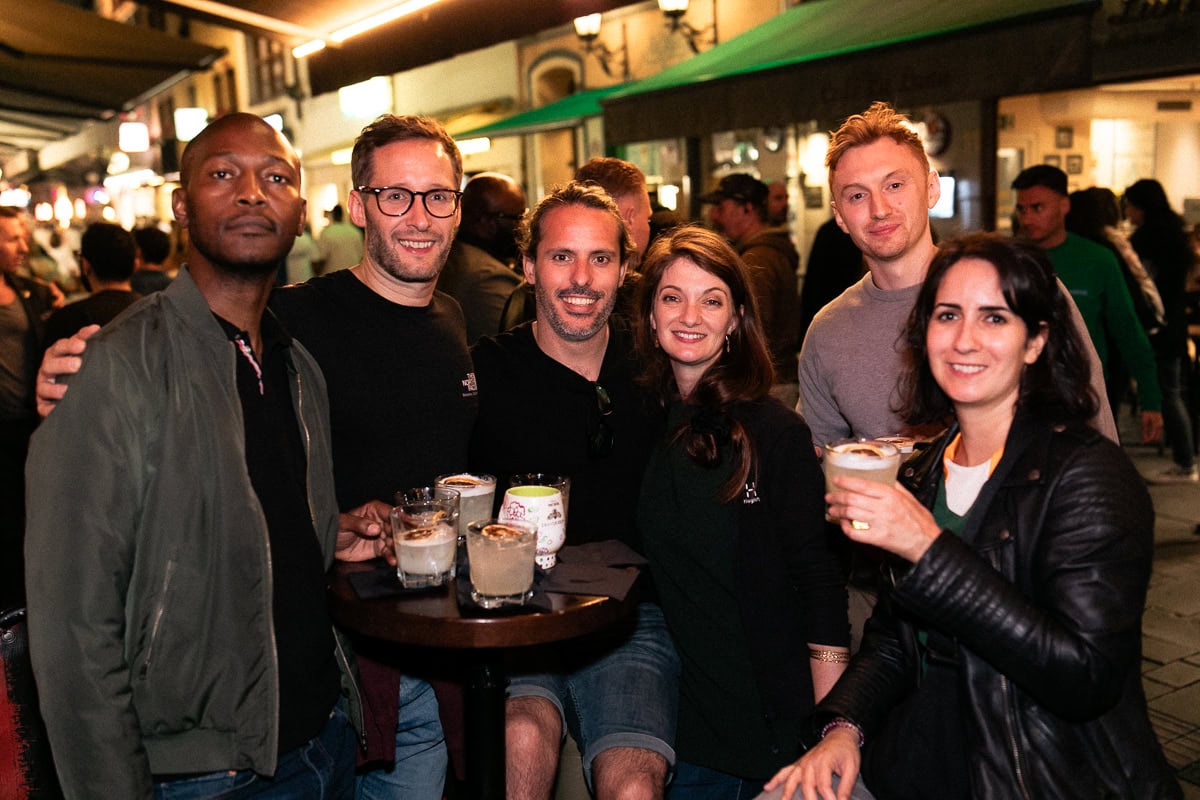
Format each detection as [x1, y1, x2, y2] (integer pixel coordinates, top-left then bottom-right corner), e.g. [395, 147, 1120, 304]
[826, 101, 928, 180]
[517, 181, 634, 264]
[575, 157, 646, 204]
[351, 115, 463, 190]
[634, 224, 774, 502]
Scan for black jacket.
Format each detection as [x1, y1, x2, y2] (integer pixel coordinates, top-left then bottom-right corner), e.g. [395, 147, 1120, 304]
[732, 399, 849, 730]
[814, 413, 1180, 799]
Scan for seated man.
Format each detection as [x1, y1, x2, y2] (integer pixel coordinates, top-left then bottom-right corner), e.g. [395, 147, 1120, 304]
[470, 183, 679, 799]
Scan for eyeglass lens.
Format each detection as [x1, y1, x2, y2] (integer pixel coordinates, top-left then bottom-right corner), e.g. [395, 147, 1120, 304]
[361, 187, 461, 218]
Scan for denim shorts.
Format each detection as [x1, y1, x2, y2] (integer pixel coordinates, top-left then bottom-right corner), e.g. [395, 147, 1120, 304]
[507, 602, 680, 785]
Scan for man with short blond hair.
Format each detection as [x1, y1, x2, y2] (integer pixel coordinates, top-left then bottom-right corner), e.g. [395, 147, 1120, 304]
[798, 102, 1115, 448]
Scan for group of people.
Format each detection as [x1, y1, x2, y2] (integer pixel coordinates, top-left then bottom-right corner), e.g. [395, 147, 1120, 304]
[0, 213, 174, 611]
[13, 99, 1185, 800]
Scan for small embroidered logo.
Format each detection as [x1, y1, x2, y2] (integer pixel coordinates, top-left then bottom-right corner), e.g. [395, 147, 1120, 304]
[462, 371, 478, 396]
[742, 481, 761, 505]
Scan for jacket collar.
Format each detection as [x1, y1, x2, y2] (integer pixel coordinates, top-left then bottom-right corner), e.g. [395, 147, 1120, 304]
[903, 411, 1052, 544]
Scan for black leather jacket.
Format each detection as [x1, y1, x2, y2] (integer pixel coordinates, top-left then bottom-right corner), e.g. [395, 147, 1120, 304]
[815, 413, 1180, 799]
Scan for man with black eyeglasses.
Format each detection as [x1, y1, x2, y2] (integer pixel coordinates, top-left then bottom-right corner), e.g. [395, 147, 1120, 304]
[469, 182, 679, 800]
[436, 172, 526, 344]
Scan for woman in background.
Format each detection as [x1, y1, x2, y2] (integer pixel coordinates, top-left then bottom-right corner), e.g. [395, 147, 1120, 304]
[634, 225, 849, 798]
[1124, 179, 1197, 483]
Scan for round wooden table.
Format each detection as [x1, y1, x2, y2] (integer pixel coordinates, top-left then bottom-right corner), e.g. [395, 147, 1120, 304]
[328, 560, 638, 799]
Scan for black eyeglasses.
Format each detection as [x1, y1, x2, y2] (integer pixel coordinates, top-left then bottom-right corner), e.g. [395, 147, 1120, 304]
[355, 186, 463, 218]
[589, 383, 614, 458]
[492, 211, 525, 223]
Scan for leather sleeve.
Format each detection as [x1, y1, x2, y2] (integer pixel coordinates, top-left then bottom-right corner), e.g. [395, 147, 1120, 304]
[891, 436, 1153, 722]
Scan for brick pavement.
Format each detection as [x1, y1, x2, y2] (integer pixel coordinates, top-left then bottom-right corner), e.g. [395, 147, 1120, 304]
[1126, 430, 1200, 798]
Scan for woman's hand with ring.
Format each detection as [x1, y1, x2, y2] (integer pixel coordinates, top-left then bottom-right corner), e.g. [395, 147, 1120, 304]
[826, 476, 940, 563]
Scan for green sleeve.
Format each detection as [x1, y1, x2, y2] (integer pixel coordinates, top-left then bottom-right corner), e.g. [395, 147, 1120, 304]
[1099, 249, 1161, 411]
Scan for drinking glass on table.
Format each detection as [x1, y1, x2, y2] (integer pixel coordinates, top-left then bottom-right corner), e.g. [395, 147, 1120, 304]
[466, 519, 538, 608]
[391, 498, 457, 588]
[435, 473, 497, 537]
[508, 473, 571, 527]
[499, 478, 566, 569]
[397, 486, 461, 575]
[824, 438, 901, 529]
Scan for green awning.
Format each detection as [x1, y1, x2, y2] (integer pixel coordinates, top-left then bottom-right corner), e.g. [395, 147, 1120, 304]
[454, 85, 627, 139]
[607, 0, 1096, 102]
[602, 0, 1097, 144]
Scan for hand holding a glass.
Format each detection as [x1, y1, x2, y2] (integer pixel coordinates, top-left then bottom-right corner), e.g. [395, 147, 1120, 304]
[392, 498, 458, 588]
[336, 500, 396, 564]
[824, 438, 941, 563]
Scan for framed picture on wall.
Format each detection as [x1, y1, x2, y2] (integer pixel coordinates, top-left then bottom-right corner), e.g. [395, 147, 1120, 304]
[1055, 126, 1073, 149]
[1066, 154, 1084, 175]
[1043, 155, 1061, 168]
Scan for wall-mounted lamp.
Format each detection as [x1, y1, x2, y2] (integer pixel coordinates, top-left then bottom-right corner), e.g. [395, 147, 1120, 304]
[658, 0, 716, 53]
[573, 14, 629, 79]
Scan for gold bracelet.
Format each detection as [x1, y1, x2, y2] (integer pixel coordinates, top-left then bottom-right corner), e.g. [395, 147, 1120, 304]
[809, 648, 850, 663]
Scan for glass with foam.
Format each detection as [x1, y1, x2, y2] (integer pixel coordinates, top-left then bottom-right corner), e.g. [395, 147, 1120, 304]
[466, 519, 538, 608]
[435, 473, 497, 538]
[391, 498, 457, 588]
[823, 439, 902, 522]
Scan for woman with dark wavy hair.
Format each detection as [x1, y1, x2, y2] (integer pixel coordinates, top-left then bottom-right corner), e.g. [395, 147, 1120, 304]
[766, 233, 1177, 800]
[633, 225, 849, 797]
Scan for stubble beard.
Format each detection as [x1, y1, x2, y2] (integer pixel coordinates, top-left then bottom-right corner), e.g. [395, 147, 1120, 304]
[368, 232, 449, 285]
[191, 234, 285, 279]
[534, 282, 616, 343]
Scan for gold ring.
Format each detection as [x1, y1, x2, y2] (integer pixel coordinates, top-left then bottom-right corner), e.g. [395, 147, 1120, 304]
[851, 520, 870, 531]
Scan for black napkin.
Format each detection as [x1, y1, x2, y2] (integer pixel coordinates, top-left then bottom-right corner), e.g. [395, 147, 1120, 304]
[539, 540, 644, 601]
[454, 562, 555, 616]
[346, 561, 448, 600]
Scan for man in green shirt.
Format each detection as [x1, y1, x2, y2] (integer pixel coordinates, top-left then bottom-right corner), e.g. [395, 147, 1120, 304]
[1013, 165, 1162, 444]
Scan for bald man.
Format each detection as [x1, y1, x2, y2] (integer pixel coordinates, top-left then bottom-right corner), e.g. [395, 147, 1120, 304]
[437, 171, 526, 343]
[25, 113, 357, 798]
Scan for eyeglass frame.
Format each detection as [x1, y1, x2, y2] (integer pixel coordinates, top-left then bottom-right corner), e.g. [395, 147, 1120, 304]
[355, 185, 464, 218]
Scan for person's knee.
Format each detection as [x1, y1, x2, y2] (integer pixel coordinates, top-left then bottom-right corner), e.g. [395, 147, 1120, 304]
[506, 696, 561, 755]
[591, 747, 667, 800]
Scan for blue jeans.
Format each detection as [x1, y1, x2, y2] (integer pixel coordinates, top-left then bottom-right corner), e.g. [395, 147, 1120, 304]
[354, 674, 447, 800]
[669, 761, 764, 799]
[154, 703, 355, 799]
[508, 603, 680, 789]
[1158, 355, 1196, 469]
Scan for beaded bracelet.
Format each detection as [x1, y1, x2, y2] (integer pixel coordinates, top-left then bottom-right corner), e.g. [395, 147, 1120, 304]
[820, 717, 864, 748]
[809, 648, 850, 663]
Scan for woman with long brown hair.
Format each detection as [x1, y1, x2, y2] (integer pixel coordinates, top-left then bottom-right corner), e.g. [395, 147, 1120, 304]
[633, 225, 849, 798]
